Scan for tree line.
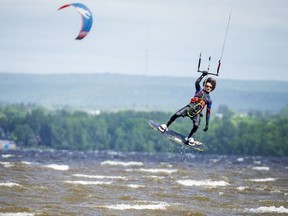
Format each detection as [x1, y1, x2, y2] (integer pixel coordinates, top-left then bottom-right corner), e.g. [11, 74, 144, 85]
[0, 104, 287, 156]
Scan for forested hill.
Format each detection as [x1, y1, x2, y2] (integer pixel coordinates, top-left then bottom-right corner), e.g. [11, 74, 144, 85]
[0, 73, 287, 112]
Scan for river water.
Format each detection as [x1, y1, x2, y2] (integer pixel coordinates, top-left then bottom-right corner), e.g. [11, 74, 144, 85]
[0, 149, 287, 216]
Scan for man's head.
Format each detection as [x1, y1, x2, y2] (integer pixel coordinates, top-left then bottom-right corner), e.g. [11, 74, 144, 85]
[203, 77, 216, 92]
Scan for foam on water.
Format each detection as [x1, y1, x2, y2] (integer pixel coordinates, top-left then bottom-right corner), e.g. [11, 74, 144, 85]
[98, 201, 169, 210]
[1, 150, 287, 215]
[0, 213, 34, 216]
[245, 206, 288, 214]
[43, 164, 69, 171]
[21, 161, 32, 165]
[101, 160, 144, 166]
[177, 179, 230, 187]
[159, 162, 173, 168]
[237, 186, 249, 191]
[126, 168, 177, 174]
[1, 154, 14, 158]
[0, 182, 21, 187]
[210, 159, 220, 163]
[127, 184, 145, 189]
[248, 178, 276, 182]
[73, 174, 127, 180]
[253, 160, 262, 164]
[148, 175, 165, 179]
[64, 180, 112, 185]
[251, 166, 270, 171]
[236, 157, 244, 162]
[0, 161, 13, 168]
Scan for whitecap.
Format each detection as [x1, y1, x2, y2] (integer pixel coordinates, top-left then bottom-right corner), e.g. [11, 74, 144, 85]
[148, 175, 165, 179]
[237, 186, 249, 191]
[0, 182, 21, 187]
[159, 162, 173, 168]
[251, 166, 270, 171]
[0, 213, 35, 216]
[0, 162, 10, 165]
[1, 154, 14, 158]
[127, 184, 145, 189]
[64, 180, 112, 185]
[236, 157, 244, 162]
[140, 168, 178, 174]
[99, 202, 169, 210]
[0, 161, 13, 168]
[248, 178, 276, 182]
[210, 159, 220, 163]
[253, 160, 262, 165]
[43, 164, 69, 171]
[21, 161, 32, 165]
[177, 179, 230, 187]
[126, 168, 177, 174]
[73, 174, 127, 180]
[245, 206, 288, 214]
[101, 160, 143, 166]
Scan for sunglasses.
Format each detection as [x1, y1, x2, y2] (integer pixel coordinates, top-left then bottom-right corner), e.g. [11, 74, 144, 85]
[205, 84, 213, 89]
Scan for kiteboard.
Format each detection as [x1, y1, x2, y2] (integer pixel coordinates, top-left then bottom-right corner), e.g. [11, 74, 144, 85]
[149, 120, 204, 151]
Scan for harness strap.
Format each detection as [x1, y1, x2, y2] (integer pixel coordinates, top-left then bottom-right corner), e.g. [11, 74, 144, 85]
[188, 92, 206, 118]
[187, 103, 202, 118]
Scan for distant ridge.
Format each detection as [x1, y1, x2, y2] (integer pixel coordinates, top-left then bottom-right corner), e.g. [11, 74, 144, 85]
[0, 73, 287, 112]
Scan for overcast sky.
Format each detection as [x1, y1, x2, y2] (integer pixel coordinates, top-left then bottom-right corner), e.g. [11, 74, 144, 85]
[1, 0, 288, 80]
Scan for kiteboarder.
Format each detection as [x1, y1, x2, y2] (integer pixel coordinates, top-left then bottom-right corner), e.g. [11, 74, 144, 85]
[158, 72, 216, 145]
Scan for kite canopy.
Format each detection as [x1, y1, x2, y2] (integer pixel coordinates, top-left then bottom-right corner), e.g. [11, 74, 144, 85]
[58, 3, 93, 40]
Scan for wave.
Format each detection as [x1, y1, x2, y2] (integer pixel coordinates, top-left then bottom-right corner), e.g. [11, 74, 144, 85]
[0, 182, 21, 187]
[177, 179, 230, 187]
[253, 160, 262, 165]
[0, 213, 35, 216]
[127, 184, 145, 189]
[236, 157, 244, 162]
[1, 154, 14, 158]
[73, 174, 127, 180]
[98, 201, 169, 210]
[248, 178, 276, 182]
[245, 206, 288, 214]
[148, 175, 165, 179]
[21, 161, 32, 165]
[0, 161, 13, 168]
[64, 180, 112, 185]
[237, 186, 249, 191]
[210, 159, 220, 163]
[251, 166, 270, 171]
[101, 160, 143, 166]
[43, 164, 69, 171]
[126, 168, 178, 174]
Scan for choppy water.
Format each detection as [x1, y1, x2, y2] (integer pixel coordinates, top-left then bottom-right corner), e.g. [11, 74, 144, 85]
[0, 149, 288, 216]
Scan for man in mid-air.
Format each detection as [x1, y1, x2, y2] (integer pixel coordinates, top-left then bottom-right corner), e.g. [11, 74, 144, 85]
[158, 72, 216, 145]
